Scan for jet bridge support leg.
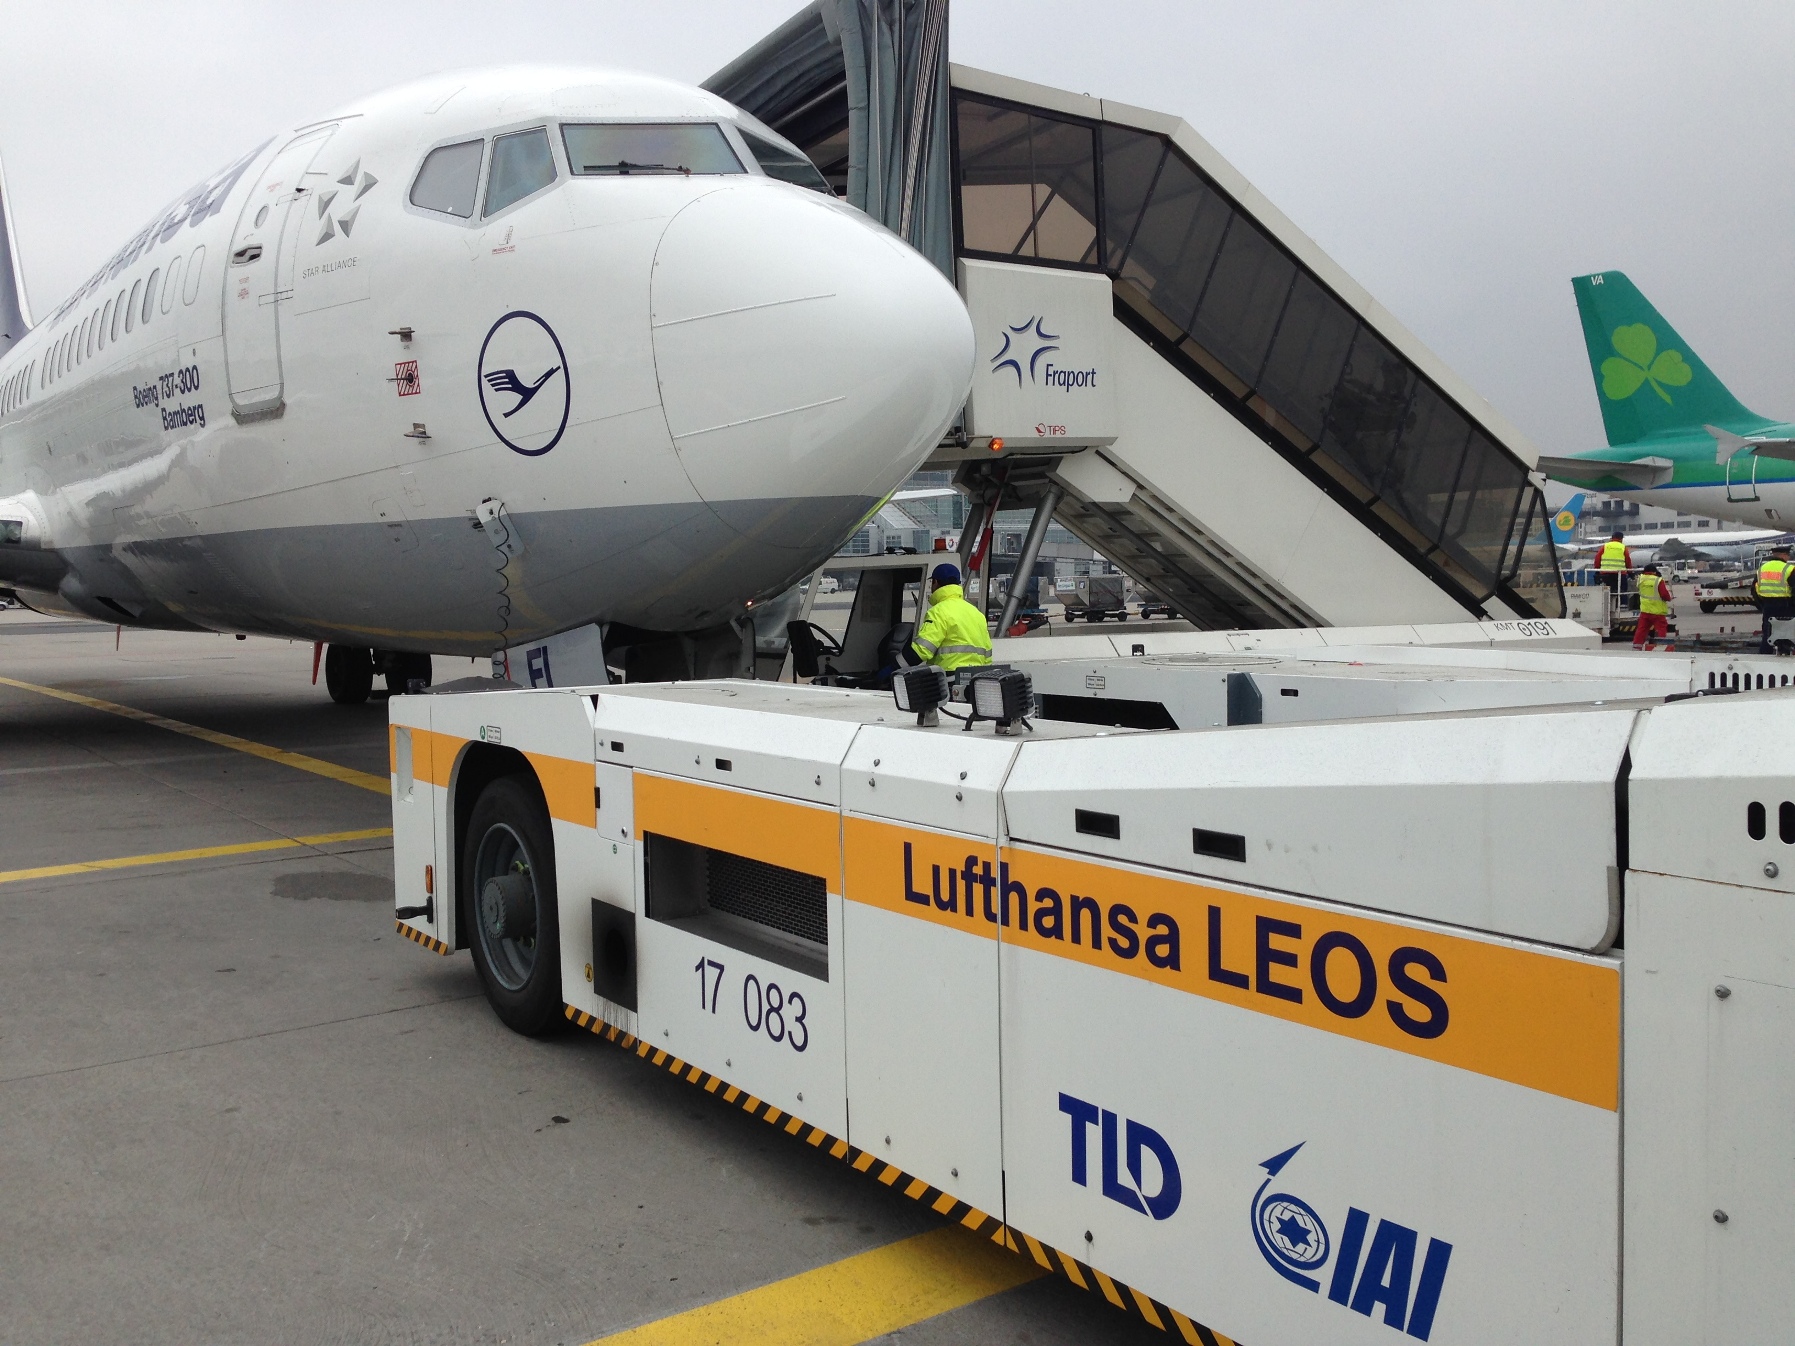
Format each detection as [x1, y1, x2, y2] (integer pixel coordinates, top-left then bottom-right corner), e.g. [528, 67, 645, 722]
[997, 486, 1062, 635]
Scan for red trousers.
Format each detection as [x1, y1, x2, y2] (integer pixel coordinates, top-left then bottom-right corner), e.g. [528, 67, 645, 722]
[1634, 613, 1670, 648]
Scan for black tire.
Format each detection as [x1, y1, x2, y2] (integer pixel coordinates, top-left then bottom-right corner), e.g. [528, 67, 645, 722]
[324, 644, 374, 704]
[463, 774, 562, 1036]
[1700, 602, 1717, 614]
[384, 651, 433, 694]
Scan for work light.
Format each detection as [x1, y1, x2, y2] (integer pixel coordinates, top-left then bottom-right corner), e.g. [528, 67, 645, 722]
[892, 666, 950, 726]
[968, 670, 1034, 734]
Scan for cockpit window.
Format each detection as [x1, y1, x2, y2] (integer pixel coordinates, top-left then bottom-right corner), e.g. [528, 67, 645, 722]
[411, 140, 484, 217]
[741, 132, 832, 194]
[562, 123, 744, 177]
[485, 128, 557, 216]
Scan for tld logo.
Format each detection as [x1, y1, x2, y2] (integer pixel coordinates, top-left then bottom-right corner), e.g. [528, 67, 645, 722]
[1057, 1093, 1180, 1220]
[1252, 1142, 1453, 1341]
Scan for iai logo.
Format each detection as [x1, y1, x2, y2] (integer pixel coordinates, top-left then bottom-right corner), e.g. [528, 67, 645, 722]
[1251, 1142, 1454, 1341]
[991, 317, 1096, 392]
[478, 310, 570, 456]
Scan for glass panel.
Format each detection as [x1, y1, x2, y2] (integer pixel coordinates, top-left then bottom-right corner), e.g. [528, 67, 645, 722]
[99, 300, 112, 350]
[954, 96, 1097, 265]
[1437, 431, 1523, 594]
[410, 140, 483, 217]
[1504, 486, 1567, 616]
[1187, 214, 1296, 386]
[1257, 271, 1356, 441]
[1382, 381, 1470, 543]
[562, 123, 743, 176]
[1099, 123, 1164, 269]
[485, 128, 557, 215]
[1024, 116, 1097, 264]
[1115, 152, 1231, 333]
[741, 131, 831, 193]
[142, 270, 159, 326]
[1319, 325, 1416, 493]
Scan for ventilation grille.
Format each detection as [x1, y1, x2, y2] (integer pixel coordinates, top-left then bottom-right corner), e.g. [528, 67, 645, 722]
[707, 849, 827, 946]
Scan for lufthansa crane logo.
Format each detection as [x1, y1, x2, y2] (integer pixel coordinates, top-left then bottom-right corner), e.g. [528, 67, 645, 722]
[478, 311, 570, 456]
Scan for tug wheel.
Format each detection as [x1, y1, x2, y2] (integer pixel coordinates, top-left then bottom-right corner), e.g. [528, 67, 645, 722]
[464, 775, 562, 1036]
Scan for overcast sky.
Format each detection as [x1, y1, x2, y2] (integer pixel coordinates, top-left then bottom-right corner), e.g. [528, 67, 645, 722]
[2, 1, 1789, 471]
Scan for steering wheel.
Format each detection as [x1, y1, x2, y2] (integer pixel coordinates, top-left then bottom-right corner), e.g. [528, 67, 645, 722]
[799, 621, 844, 657]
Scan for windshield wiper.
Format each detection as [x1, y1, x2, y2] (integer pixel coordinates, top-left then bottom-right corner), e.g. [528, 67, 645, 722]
[581, 161, 691, 175]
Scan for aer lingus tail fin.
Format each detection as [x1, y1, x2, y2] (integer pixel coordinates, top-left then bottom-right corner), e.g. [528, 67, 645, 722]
[1572, 271, 1769, 445]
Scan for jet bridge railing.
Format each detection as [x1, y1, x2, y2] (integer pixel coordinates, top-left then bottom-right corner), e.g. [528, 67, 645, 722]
[950, 87, 1564, 620]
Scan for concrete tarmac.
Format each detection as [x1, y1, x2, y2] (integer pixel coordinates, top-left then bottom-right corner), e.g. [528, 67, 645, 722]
[0, 612, 1166, 1345]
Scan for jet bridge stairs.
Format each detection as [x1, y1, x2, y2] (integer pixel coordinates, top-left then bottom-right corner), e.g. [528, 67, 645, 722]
[707, 12, 1564, 634]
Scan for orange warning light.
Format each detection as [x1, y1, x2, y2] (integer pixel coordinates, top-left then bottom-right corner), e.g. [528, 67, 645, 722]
[425, 864, 435, 895]
[989, 437, 1005, 452]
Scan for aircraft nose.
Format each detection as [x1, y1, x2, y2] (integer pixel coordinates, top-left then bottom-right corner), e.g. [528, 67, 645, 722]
[650, 183, 974, 552]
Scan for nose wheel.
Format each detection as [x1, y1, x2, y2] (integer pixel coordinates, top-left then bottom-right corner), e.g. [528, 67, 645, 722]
[323, 644, 374, 703]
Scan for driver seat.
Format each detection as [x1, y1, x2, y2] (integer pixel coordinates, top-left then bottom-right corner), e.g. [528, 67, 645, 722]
[786, 621, 843, 681]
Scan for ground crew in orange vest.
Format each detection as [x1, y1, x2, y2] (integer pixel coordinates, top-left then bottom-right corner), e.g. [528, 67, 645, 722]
[1633, 563, 1673, 651]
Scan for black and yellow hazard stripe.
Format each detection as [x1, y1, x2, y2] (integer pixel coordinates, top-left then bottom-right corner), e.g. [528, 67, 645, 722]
[395, 919, 455, 956]
[563, 1004, 1238, 1346]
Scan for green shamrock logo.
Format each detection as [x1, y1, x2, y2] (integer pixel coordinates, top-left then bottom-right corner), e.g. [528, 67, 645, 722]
[1601, 323, 1693, 404]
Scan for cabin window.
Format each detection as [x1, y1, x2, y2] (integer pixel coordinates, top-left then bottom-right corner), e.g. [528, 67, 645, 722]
[142, 270, 159, 327]
[183, 246, 206, 304]
[99, 299, 113, 350]
[563, 123, 744, 177]
[484, 128, 557, 216]
[411, 140, 483, 218]
[741, 131, 831, 194]
[161, 257, 182, 314]
[112, 290, 126, 341]
[126, 279, 140, 333]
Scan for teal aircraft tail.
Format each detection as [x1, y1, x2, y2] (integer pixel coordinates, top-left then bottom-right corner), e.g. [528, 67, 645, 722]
[1572, 271, 1770, 445]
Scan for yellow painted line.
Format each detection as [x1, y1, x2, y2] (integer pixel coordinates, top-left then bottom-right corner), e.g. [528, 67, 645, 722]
[584, 1224, 1045, 1346]
[0, 675, 390, 794]
[0, 828, 393, 885]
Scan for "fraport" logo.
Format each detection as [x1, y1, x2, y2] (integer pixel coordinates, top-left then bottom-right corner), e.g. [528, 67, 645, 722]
[990, 316, 1096, 391]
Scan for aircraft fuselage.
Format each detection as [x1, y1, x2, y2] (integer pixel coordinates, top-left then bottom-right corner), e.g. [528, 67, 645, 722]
[0, 67, 973, 654]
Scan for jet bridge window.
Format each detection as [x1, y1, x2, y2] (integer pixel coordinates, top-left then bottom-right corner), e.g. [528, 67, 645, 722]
[740, 131, 830, 193]
[485, 127, 557, 216]
[409, 139, 484, 218]
[562, 123, 744, 177]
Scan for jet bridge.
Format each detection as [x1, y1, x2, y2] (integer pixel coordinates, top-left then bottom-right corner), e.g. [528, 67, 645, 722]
[708, 14, 1564, 634]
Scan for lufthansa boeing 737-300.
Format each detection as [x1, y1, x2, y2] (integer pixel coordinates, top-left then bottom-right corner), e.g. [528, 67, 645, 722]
[0, 66, 974, 699]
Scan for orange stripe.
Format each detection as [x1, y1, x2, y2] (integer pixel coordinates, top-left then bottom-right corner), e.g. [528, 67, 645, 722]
[635, 773, 839, 884]
[525, 750, 597, 828]
[844, 818, 1620, 1110]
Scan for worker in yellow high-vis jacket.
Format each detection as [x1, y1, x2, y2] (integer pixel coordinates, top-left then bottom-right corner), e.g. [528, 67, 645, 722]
[1633, 563, 1673, 651]
[1755, 544, 1794, 653]
[1597, 530, 1632, 595]
[911, 563, 993, 671]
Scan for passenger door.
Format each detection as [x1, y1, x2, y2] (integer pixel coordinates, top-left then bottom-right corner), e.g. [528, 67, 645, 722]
[222, 127, 335, 421]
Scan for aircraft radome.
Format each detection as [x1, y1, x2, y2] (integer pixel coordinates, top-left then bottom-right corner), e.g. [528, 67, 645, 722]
[0, 66, 975, 698]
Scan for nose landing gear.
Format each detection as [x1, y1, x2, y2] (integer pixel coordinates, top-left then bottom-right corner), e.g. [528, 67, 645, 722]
[321, 645, 434, 703]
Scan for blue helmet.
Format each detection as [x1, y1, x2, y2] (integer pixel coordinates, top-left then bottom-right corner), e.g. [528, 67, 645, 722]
[931, 562, 962, 585]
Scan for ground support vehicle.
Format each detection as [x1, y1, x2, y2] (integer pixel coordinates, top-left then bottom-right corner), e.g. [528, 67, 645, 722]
[1696, 577, 1759, 615]
[1057, 573, 1130, 623]
[393, 638, 1795, 1345]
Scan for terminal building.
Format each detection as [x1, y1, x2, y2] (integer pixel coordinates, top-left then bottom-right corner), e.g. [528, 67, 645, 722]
[710, 2, 1565, 632]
